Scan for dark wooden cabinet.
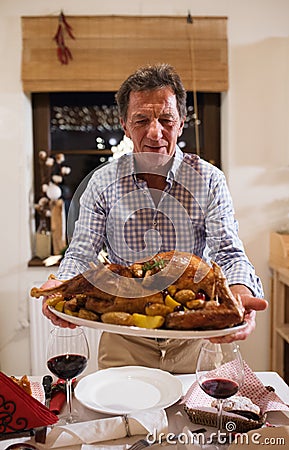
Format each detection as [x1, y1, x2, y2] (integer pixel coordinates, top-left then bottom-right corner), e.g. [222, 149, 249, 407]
[270, 265, 289, 384]
[32, 91, 221, 204]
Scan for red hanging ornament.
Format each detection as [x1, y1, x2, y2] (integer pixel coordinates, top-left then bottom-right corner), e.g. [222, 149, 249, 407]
[53, 10, 75, 65]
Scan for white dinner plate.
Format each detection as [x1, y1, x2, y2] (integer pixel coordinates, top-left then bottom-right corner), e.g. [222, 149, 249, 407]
[49, 306, 247, 339]
[74, 366, 183, 414]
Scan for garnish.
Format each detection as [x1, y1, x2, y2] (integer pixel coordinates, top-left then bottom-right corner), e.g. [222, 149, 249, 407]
[143, 257, 166, 272]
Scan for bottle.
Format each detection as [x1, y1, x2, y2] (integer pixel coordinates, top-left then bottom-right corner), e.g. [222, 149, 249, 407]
[35, 218, 51, 259]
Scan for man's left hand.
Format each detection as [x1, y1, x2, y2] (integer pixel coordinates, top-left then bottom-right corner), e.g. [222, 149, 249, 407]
[209, 285, 268, 343]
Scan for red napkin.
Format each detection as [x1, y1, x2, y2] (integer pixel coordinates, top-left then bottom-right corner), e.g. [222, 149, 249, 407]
[50, 390, 66, 415]
[0, 371, 58, 434]
[49, 379, 76, 415]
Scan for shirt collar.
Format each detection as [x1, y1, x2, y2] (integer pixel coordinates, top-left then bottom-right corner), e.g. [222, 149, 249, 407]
[169, 145, 184, 180]
[130, 146, 184, 183]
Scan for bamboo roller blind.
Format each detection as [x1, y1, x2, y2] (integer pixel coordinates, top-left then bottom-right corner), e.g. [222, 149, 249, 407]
[21, 15, 228, 93]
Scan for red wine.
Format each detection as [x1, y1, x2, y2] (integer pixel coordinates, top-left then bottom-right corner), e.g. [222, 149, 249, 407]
[47, 354, 87, 379]
[201, 377, 239, 399]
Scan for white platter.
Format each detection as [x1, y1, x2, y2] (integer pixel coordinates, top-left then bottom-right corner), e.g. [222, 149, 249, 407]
[49, 306, 247, 339]
[74, 366, 183, 414]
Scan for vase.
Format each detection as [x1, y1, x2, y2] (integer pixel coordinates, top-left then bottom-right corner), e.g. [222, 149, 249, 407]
[50, 199, 67, 255]
[35, 218, 51, 259]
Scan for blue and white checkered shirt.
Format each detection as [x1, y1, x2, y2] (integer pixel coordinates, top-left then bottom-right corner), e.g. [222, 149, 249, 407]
[58, 147, 263, 297]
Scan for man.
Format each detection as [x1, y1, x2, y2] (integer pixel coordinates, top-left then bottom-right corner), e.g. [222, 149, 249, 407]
[41, 63, 267, 373]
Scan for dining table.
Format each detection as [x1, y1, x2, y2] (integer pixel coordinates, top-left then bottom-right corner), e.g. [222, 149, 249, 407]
[1, 371, 289, 450]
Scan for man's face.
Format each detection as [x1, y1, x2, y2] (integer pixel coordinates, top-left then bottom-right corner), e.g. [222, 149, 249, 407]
[121, 87, 184, 167]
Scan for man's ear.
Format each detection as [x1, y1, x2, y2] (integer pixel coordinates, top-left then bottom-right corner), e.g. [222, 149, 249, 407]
[178, 118, 185, 137]
[120, 118, 131, 138]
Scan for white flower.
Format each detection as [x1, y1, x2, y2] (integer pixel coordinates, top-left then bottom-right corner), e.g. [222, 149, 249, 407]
[35, 150, 72, 223]
[39, 150, 47, 160]
[38, 197, 49, 206]
[61, 166, 71, 175]
[52, 174, 63, 184]
[42, 183, 48, 193]
[55, 153, 65, 164]
[46, 182, 62, 200]
[45, 157, 54, 167]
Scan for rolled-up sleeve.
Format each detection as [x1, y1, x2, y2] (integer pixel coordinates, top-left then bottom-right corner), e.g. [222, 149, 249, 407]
[205, 170, 264, 298]
[57, 177, 106, 279]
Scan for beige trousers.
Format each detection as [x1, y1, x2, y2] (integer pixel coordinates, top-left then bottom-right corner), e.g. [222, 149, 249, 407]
[98, 332, 204, 374]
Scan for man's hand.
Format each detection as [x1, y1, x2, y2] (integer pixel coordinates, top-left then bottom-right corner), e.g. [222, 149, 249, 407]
[209, 284, 268, 344]
[40, 279, 76, 329]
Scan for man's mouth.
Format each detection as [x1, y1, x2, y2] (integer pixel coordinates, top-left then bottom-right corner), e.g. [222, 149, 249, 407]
[144, 145, 166, 152]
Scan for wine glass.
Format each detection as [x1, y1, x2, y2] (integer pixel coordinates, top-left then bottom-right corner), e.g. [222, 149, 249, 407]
[46, 326, 89, 424]
[196, 342, 244, 444]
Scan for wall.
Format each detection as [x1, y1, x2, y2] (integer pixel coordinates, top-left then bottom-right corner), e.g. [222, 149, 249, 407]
[0, 0, 288, 375]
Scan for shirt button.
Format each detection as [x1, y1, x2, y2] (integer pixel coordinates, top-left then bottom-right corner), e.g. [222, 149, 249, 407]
[153, 220, 158, 228]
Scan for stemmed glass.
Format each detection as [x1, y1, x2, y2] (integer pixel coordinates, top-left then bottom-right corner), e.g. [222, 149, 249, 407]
[196, 342, 244, 444]
[46, 327, 89, 424]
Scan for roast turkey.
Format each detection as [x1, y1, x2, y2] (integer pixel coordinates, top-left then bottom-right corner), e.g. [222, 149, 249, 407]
[30, 251, 245, 330]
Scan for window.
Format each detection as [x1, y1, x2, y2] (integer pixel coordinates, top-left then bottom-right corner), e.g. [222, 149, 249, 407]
[32, 91, 220, 208]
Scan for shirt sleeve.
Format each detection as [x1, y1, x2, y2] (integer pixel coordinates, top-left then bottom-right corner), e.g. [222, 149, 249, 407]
[205, 169, 264, 298]
[56, 176, 106, 280]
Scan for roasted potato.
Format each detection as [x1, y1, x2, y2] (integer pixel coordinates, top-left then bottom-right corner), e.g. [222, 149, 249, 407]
[78, 309, 99, 321]
[174, 289, 196, 304]
[101, 311, 134, 326]
[145, 303, 171, 316]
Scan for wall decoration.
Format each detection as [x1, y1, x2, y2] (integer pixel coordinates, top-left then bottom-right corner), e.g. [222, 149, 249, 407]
[53, 10, 75, 65]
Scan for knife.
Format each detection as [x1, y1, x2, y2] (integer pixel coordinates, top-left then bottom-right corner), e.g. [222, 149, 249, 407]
[0, 428, 35, 441]
[42, 374, 53, 407]
[34, 375, 53, 443]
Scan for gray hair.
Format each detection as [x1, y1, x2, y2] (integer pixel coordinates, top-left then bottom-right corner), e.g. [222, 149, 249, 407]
[115, 63, 187, 122]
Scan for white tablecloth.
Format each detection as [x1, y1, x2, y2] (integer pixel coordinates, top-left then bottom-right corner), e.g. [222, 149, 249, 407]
[1, 371, 288, 450]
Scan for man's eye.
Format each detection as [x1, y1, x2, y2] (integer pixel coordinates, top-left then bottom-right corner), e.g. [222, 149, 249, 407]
[135, 119, 147, 125]
[161, 119, 174, 125]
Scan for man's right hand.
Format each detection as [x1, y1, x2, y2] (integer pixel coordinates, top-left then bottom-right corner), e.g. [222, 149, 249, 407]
[40, 279, 76, 328]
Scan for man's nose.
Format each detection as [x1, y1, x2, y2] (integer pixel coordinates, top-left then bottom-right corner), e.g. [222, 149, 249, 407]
[147, 119, 163, 140]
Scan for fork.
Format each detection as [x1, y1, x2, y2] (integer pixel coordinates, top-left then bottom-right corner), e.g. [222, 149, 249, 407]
[127, 438, 151, 450]
[127, 434, 179, 450]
